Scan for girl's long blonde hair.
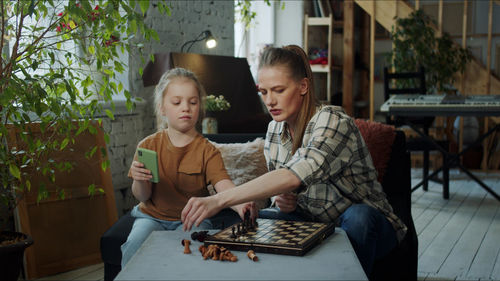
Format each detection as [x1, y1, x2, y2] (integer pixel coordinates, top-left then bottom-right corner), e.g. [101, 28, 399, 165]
[258, 45, 319, 153]
[153, 68, 206, 130]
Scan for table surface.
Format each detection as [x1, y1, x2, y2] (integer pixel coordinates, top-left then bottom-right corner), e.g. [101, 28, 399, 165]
[116, 227, 367, 281]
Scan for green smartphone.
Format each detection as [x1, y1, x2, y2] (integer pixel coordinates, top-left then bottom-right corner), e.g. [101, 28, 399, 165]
[137, 147, 159, 183]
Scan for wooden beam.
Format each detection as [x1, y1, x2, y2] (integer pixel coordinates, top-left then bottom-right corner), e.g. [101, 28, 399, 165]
[369, 0, 375, 121]
[483, 0, 493, 170]
[459, 0, 468, 154]
[343, 1, 354, 116]
[438, 0, 443, 36]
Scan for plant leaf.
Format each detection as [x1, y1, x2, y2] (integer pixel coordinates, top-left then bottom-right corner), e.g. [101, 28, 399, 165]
[139, 0, 149, 15]
[9, 164, 21, 179]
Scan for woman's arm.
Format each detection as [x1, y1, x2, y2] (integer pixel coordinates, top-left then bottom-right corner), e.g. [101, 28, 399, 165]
[213, 179, 257, 219]
[181, 168, 301, 231]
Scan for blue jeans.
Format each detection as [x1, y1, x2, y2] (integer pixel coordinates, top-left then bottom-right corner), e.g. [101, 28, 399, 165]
[120, 205, 242, 268]
[259, 204, 398, 275]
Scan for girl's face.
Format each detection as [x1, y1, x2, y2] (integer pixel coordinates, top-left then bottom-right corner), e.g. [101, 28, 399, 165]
[161, 78, 200, 134]
[257, 65, 307, 128]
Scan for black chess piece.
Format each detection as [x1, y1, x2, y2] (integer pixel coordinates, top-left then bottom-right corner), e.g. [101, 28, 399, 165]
[244, 210, 250, 225]
[190, 230, 209, 242]
[190, 231, 198, 241]
[236, 223, 241, 236]
[230, 226, 236, 239]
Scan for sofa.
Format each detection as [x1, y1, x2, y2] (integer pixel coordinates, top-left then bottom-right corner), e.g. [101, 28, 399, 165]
[100, 121, 417, 281]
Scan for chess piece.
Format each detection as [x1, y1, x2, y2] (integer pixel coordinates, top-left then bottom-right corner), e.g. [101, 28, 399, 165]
[182, 239, 191, 254]
[201, 244, 238, 262]
[236, 224, 241, 236]
[247, 250, 258, 262]
[191, 230, 209, 242]
[244, 210, 250, 225]
[230, 226, 236, 238]
[199, 245, 207, 256]
[191, 231, 199, 241]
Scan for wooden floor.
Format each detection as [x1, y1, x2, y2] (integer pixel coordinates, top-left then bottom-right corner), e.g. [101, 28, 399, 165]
[412, 169, 500, 281]
[30, 263, 104, 281]
[29, 169, 500, 281]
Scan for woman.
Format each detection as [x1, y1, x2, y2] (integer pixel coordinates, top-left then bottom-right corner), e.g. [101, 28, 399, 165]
[181, 45, 406, 275]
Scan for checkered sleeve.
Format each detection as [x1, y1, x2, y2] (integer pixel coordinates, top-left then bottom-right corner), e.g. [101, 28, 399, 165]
[284, 109, 356, 187]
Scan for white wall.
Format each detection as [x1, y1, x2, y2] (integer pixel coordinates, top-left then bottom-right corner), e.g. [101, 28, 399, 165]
[274, 1, 304, 47]
[234, 0, 304, 80]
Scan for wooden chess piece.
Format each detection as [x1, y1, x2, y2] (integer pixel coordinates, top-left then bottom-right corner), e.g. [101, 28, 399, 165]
[247, 250, 258, 262]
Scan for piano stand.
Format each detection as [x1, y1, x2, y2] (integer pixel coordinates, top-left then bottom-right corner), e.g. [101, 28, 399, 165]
[409, 121, 500, 201]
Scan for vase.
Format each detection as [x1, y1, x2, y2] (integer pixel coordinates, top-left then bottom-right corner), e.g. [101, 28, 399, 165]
[202, 114, 218, 134]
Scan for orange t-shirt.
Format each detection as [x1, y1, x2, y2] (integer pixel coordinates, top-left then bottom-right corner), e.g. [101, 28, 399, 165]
[128, 131, 229, 221]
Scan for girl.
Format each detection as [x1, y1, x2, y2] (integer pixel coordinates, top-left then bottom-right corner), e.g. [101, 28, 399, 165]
[181, 46, 407, 275]
[121, 68, 254, 267]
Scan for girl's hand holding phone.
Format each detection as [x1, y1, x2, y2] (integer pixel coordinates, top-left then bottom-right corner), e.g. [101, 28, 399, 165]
[130, 161, 153, 182]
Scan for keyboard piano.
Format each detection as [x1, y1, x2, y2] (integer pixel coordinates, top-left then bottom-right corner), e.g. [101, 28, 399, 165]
[380, 94, 500, 116]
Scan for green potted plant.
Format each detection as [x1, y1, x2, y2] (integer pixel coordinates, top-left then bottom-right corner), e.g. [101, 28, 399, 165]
[0, 1, 168, 279]
[388, 9, 472, 94]
[202, 94, 231, 134]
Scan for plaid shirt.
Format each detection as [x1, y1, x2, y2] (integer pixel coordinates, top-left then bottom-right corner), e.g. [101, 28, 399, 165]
[264, 106, 407, 242]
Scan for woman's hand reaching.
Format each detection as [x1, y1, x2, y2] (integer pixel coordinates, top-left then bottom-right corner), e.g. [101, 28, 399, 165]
[233, 201, 257, 222]
[181, 195, 222, 231]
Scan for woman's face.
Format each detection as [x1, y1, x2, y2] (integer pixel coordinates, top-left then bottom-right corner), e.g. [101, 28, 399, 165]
[161, 78, 200, 134]
[257, 65, 308, 127]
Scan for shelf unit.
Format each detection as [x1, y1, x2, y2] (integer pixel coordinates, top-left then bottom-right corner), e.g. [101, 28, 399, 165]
[303, 14, 344, 104]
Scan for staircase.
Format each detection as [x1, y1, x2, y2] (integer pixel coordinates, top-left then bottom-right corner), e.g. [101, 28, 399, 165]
[355, 0, 500, 170]
[354, 0, 500, 97]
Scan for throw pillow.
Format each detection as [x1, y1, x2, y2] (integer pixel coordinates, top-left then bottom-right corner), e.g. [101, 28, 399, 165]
[354, 119, 396, 182]
[209, 138, 270, 210]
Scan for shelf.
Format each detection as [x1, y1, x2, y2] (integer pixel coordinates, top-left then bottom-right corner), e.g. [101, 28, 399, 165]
[307, 17, 343, 27]
[307, 17, 331, 26]
[311, 64, 343, 73]
[311, 64, 329, 73]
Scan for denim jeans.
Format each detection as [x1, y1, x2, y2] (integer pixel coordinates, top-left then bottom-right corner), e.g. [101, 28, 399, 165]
[258, 204, 397, 275]
[120, 205, 241, 268]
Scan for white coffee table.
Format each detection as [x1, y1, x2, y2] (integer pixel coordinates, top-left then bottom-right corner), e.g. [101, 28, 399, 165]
[116, 228, 367, 280]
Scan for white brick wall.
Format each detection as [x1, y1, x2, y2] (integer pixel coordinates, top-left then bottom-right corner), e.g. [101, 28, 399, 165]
[107, 1, 234, 216]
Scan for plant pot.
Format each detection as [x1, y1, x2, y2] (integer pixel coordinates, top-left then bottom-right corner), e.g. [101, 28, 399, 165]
[202, 111, 218, 134]
[0, 231, 34, 281]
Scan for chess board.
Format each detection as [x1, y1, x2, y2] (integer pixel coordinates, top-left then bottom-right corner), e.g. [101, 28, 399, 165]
[204, 219, 335, 256]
